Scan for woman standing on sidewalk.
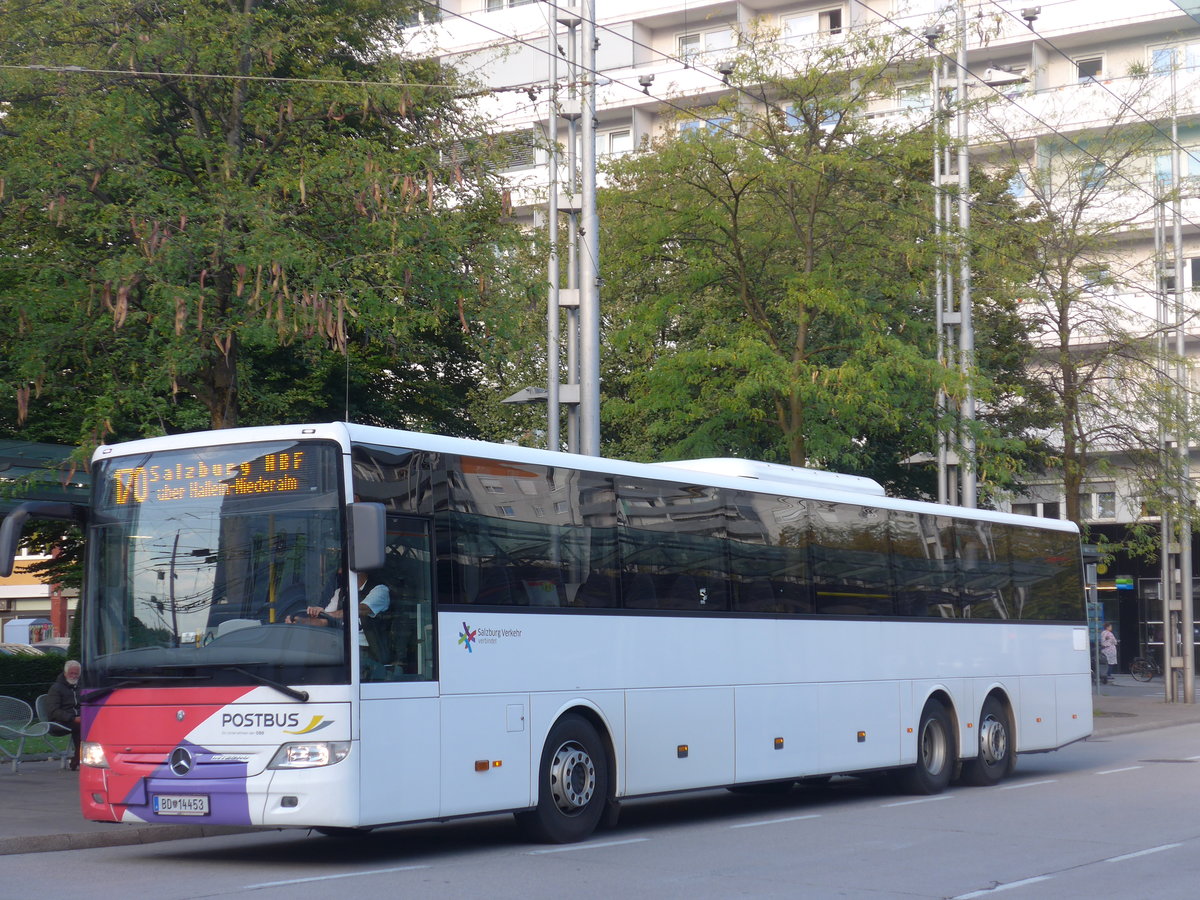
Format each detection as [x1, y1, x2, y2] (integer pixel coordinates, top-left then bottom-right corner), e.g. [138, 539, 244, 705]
[1100, 622, 1119, 684]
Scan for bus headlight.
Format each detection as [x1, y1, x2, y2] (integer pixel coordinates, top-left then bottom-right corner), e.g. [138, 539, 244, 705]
[268, 741, 350, 769]
[80, 742, 109, 769]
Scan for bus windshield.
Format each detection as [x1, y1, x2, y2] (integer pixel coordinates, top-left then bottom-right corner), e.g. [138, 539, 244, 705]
[86, 440, 348, 688]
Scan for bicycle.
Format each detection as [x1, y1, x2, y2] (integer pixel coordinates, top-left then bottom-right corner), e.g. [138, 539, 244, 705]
[1130, 655, 1161, 682]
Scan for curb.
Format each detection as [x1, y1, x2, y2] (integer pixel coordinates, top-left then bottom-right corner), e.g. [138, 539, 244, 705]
[1090, 714, 1199, 739]
[0, 824, 258, 856]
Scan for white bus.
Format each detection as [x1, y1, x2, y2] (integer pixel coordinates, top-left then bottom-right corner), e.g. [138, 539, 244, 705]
[0, 423, 1091, 843]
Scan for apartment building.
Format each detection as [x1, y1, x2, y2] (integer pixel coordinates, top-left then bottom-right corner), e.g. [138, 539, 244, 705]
[413, 0, 1200, 669]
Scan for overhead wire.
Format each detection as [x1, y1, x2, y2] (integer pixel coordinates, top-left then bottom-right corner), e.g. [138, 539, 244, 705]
[4, 1, 1187, 316]
[442, 0, 1182, 311]
[853, 0, 1200, 235]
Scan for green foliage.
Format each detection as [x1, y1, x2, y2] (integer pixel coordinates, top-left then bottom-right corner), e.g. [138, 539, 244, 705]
[0, 654, 63, 705]
[596, 23, 1056, 494]
[978, 76, 1185, 534]
[600, 26, 962, 487]
[0, 0, 528, 448]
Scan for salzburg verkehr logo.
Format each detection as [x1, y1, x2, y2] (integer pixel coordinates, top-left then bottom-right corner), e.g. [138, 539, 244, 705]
[458, 621, 477, 652]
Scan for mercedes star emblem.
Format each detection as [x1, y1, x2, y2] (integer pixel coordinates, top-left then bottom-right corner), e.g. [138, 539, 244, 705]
[169, 746, 193, 776]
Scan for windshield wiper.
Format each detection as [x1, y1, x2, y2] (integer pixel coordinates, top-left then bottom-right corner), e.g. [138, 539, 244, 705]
[230, 666, 310, 702]
[83, 673, 213, 703]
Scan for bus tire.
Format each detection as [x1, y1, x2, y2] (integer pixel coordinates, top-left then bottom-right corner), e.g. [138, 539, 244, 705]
[901, 698, 954, 795]
[516, 714, 609, 844]
[959, 696, 1015, 787]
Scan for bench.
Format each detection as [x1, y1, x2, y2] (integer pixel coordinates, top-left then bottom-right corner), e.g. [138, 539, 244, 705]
[0, 695, 54, 773]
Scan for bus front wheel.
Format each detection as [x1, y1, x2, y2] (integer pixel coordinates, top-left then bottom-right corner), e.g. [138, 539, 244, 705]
[517, 714, 609, 844]
[901, 698, 955, 795]
[959, 696, 1015, 787]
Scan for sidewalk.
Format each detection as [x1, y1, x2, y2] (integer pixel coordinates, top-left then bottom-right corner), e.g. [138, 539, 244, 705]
[2, 684, 1198, 856]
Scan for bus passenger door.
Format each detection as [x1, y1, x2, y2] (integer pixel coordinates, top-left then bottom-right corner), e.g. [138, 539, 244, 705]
[358, 516, 441, 826]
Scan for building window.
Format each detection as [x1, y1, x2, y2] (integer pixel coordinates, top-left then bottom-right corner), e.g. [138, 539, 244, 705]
[677, 26, 736, 61]
[1080, 161, 1107, 191]
[486, 0, 534, 9]
[784, 103, 840, 132]
[1079, 490, 1117, 520]
[1154, 148, 1200, 185]
[1081, 266, 1113, 296]
[1151, 42, 1200, 75]
[896, 83, 931, 110]
[1011, 499, 1060, 519]
[782, 7, 844, 39]
[1075, 56, 1103, 82]
[1157, 257, 1200, 293]
[679, 115, 733, 136]
[401, 2, 441, 25]
[500, 130, 539, 171]
[596, 128, 633, 158]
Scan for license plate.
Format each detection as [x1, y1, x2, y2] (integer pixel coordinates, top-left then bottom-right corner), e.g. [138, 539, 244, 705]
[153, 794, 210, 816]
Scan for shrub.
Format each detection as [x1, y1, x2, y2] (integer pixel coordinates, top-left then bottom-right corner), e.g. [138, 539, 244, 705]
[0, 654, 65, 705]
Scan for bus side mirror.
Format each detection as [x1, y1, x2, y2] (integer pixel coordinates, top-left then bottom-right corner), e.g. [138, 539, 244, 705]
[348, 502, 386, 572]
[0, 501, 87, 578]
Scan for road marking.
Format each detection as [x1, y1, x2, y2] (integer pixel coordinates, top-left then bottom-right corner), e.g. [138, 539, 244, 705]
[528, 837, 650, 854]
[881, 795, 952, 808]
[731, 814, 821, 829]
[1095, 766, 1143, 775]
[244, 865, 430, 889]
[999, 779, 1057, 790]
[1105, 843, 1181, 863]
[952, 875, 1053, 898]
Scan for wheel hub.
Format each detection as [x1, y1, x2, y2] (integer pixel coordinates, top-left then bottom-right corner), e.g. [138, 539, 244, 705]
[548, 741, 596, 814]
[919, 717, 948, 775]
[978, 714, 1008, 766]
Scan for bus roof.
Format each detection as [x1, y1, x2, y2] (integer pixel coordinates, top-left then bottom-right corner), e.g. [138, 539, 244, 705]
[92, 422, 1079, 536]
[658, 458, 886, 497]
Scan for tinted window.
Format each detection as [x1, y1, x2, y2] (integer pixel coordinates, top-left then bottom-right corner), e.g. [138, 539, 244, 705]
[889, 511, 960, 617]
[443, 458, 621, 609]
[616, 478, 729, 611]
[728, 493, 813, 614]
[1008, 526, 1084, 621]
[351, 444, 438, 514]
[810, 502, 893, 616]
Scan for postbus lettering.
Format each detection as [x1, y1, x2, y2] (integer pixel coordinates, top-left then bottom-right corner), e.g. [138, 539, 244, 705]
[220, 712, 302, 729]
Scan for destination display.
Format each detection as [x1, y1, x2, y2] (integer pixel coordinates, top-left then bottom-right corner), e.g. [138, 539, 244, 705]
[99, 443, 335, 508]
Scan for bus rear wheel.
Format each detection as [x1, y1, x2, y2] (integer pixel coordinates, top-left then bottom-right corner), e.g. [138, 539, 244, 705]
[901, 698, 954, 795]
[516, 713, 609, 844]
[959, 696, 1015, 786]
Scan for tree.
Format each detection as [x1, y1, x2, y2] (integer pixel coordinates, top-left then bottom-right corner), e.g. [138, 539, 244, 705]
[598, 23, 1039, 492]
[0, 0, 526, 446]
[975, 66, 1189, 534]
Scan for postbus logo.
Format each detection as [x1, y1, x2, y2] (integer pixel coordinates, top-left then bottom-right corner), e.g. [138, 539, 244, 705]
[458, 622, 477, 653]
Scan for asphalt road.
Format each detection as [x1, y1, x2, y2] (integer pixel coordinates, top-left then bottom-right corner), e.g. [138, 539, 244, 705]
[5, 720, 1199, 900]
